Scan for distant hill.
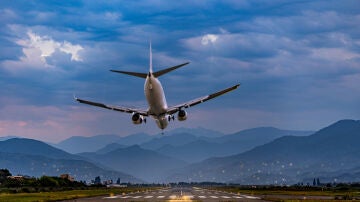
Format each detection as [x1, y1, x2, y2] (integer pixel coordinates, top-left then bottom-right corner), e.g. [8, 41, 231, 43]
[214, 127, 312, 143]
[115, 133, 153, 146]
[0, 152, 141, 183]
[0, 138, 81, 160]
[0, 136, 19, 141]
[55, 134, 123, 154]
[167, 120, 360, 184]
[153, 127, 313, 163]
[0, 138, 141, 183]
[78, 145, 188, 182]
[140, 133, 199, 150]
[54, 127, 224, 154]
[165, 127, 223, 138]
[95, 143, 126, 154]
[55, 133, 153, 154]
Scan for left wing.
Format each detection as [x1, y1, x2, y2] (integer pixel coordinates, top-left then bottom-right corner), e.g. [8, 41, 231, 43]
[166, 83, 240, 115]
[75, 98, 148, 116]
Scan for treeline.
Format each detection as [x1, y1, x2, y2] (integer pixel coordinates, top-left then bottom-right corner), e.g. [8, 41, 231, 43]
[0, 169, 86, 193]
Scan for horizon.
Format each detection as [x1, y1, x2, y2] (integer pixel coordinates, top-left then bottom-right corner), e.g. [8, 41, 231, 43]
[1, 119, 351, 144]
[0, 1, 359, 142]
[0, 123, 319, 144]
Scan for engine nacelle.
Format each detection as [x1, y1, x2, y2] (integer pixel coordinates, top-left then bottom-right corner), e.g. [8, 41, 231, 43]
[132, 113, 145, 124]
[177, 109, 187, 121]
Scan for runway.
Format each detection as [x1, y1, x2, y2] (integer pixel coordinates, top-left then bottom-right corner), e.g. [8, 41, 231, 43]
[69, 186, 265, 201]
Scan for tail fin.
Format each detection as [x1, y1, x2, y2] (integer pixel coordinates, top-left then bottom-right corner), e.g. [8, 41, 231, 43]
[110, 42, 189, 78]
[149, 41, 153, 73]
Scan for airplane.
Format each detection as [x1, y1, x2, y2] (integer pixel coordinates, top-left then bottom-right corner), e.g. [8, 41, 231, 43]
[75, 43, 240, 130]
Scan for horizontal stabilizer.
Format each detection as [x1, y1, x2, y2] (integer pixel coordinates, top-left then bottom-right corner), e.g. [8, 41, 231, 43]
[110, 70, 147, 78]
[153, 62, 189, 77]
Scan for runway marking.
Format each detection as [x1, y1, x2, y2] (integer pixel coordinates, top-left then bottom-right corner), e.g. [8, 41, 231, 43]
[104, 196, 119, 199]
[198, 195, 206, 198]
[119, 196, 130, 198]
[210, 196, 218, 198]
[132, 196, 142, 198]
[157, 196, 165, 198]
[221, 196, 231, 198]
[233, 196, 243, 198]
[144, 195, 153, 198]
[169, 195, 177, 199]
[243, 195, 260, 199]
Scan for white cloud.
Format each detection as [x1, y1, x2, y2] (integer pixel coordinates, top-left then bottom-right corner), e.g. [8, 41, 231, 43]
[59, 41, 83, 61]
[23, 31, 83, 62]
[201, 34, 218, 45]
[3, 30, 84, 71]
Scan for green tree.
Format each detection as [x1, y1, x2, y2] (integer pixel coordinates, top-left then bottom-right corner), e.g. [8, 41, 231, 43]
[0, 169, 12, 183]
[39, 176, 59, 187]
[94, 176, 101, 184]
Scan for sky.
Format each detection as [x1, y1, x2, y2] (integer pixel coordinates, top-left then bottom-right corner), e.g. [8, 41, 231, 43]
[0, 0, 359, 142]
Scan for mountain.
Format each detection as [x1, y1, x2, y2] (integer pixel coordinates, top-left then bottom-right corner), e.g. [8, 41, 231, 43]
[140, 133, 199, 150]
[95, 143, 126, 154]
[214, 127, 313, 144]
[156, 140, 222, 163]
[0, 152, 141, 183]
[0, 138, 81, 160]
[0, 136, 19, 141]
[0, 138, 141, 183]
[154, 127, 313, 163]
[167, 120, 360, 184]
[166, 127, 223, 138]
[55, 134, 123, 154]
[78, 145, 188, 182]
[55, 133, 153, 154]
[115, 133, 153, 146]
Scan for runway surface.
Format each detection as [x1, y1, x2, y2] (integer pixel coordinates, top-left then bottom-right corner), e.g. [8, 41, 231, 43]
[69, 186, 266, 201]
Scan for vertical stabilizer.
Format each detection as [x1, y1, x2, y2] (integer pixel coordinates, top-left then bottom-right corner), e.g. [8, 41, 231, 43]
[149, 42, 153, 73]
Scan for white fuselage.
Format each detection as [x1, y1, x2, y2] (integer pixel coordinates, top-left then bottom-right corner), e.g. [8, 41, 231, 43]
[144, 73, 169, 129]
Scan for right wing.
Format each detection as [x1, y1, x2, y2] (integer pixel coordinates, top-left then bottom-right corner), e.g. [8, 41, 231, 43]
[166, 83, 240, 115]
[75, 97, 148, 116]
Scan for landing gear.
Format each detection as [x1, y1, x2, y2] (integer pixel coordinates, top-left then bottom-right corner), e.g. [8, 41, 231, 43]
[168, 115, 175, 122]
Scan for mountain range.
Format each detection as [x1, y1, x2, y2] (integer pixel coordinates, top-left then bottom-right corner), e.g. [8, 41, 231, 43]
[79, 145, 187, 182]
[168, 120, 360, 184]
[0, 138, 142, 183]
[1, 120, 359, 184]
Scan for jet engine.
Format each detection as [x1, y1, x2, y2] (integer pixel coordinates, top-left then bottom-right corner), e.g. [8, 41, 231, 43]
[177, 109, 187, 121]
[132, 113, 145, 124]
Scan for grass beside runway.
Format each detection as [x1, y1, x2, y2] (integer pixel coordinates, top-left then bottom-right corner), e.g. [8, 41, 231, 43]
[0, 187, 162, 202]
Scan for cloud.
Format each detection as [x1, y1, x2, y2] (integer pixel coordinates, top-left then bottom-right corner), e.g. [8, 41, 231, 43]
[2, 30, 83, 71]
[201, 34, 218, 45]
[21, 31, 83, 62]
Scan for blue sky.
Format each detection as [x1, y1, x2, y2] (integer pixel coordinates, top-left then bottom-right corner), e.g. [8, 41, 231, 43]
[0, 0, 359, 142]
